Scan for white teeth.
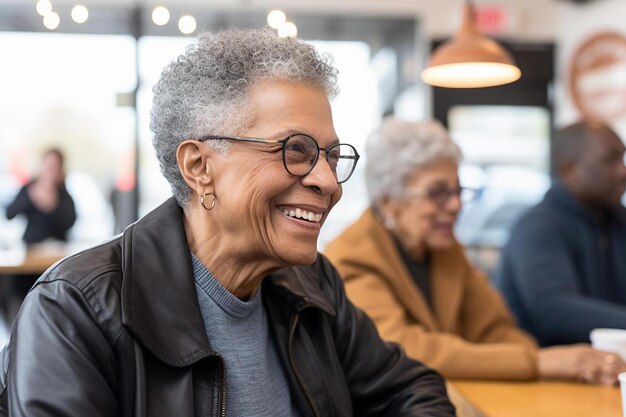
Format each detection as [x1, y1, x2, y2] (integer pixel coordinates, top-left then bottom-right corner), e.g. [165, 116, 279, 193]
[281, 208, 322, 223]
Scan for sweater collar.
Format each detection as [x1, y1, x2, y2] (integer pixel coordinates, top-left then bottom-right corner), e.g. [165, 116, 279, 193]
[120, 198, 333, 367]
[546, 181, 622, 224]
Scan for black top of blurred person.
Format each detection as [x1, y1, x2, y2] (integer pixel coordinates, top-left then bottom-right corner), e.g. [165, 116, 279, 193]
[5, 148, 77, 244]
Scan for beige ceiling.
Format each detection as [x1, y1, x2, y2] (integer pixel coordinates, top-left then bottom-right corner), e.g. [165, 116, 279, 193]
[4, 0, 560, 39]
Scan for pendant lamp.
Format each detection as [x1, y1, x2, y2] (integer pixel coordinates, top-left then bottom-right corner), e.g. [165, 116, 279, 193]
[421, 0, 521, 88]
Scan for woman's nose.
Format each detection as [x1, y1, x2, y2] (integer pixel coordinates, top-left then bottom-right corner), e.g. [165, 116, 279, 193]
[444, 193, 462, 213]
[301, 156, 339, 195]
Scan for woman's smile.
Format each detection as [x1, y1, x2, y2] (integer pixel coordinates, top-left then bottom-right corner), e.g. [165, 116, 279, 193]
[275, 204, 325, 231]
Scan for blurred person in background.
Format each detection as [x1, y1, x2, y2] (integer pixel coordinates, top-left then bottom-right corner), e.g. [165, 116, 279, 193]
[3, 148, 76, 325]
[0, 29, 455, 417]
[496, 121, 626, 346]
[6, 148, 76, 244]
[325, 117, 626, 384]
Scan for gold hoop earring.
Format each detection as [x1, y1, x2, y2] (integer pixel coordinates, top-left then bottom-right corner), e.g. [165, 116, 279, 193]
[384, 216, 395, 230]
[201, 192, 216, 211]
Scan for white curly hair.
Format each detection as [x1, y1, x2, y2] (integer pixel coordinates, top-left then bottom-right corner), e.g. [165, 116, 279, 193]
[365, 117, 462, 203]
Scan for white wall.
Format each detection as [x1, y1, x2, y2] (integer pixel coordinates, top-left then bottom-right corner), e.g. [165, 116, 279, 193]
[553, 0, 626, 136]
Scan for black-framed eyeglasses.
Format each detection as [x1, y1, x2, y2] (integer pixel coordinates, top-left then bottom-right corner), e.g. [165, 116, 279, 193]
[398, 186, 477, 207]
[198, 133, 360, 184]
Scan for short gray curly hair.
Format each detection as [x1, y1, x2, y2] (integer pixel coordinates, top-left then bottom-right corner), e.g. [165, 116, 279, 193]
[365, 117, 462, 202]
[150, 27, 339, 206]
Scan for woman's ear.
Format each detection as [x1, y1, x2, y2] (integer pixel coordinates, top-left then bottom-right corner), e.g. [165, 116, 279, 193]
[377, 196, 393, 219]
[376, 196, 397, 230]
[177, 140, 214, 195]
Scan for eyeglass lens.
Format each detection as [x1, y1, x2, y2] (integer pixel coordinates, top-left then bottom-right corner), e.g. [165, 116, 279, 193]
[283, 135, 357, 183]
[429, 187, 476, 205]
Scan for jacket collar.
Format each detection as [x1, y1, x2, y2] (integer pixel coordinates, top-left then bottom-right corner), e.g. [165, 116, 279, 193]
[341, 207, 440, 329]
[265, 261, 336, 317]
[546, 181, 590, 217]
[120, 198, 333, 367]
[121, 198, 213, 367]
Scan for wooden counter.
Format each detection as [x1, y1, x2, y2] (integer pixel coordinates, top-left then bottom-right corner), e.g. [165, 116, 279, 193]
[448, 380, 622, 417]
[0, 243, 80, 275]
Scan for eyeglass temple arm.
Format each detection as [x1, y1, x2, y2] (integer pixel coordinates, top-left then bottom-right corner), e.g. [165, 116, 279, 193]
[395, 187, 429, 198]
[198, 135, 281, 144]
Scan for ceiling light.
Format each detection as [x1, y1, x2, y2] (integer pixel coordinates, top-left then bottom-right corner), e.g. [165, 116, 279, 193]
[277, 22, 297, 38]
[36, 0, 52, 16]
[178, 15, 196, 35]
[43, 11, 60, 30]
[267, 10, 286, 29]
[152, 6, 170, 26]
[421, 0, 521, 88]
[71, 5, 88, 24]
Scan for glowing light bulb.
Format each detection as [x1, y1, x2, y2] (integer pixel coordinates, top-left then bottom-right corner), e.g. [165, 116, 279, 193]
[36, 0, 52, 16]
[278, 22, 297, 38]
[267, 10, 286, 29]
[71, 5, 89, 24]
[43, 11, 60, 30]
[152, 6, 170, 26]
[178, 15, 196, 35]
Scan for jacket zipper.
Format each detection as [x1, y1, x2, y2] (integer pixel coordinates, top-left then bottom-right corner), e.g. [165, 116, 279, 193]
[212, 353, 227, 417]
[287, 314, 321, 417]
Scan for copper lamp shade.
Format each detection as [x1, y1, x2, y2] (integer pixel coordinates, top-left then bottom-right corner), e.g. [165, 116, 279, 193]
[421, 2, 521, 88]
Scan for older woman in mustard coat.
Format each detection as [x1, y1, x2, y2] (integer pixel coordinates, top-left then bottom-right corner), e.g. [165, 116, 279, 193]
[325, 117, 626, 384]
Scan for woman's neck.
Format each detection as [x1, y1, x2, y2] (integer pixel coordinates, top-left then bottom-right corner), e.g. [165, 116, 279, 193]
[392, 229, 426, 262]
[183, 207, 281, 300]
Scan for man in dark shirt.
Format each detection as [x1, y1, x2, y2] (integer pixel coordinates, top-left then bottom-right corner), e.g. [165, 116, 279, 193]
[496, 121, 626, 346]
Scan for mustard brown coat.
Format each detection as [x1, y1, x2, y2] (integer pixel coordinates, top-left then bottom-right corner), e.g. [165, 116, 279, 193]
[325, 207, 539, 380]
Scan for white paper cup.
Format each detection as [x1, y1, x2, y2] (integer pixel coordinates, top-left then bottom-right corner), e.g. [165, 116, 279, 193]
[619, 372, 626, 417]
[590, 328, 626, 361]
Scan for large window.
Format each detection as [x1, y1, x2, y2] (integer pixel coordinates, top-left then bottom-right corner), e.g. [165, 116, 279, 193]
[451, 105, 551, 248]
[312, 40, 380, 249]
[0, 32, 135, 246]
[137, 36, 191, 216]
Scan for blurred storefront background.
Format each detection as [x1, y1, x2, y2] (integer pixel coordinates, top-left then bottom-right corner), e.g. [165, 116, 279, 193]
[1, 0, 625, 279]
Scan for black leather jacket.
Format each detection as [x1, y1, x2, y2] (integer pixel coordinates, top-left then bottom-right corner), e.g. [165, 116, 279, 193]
[0, 198, 455, 417]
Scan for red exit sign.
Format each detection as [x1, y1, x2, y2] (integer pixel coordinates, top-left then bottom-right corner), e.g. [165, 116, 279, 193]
[475, 5, 509, 35]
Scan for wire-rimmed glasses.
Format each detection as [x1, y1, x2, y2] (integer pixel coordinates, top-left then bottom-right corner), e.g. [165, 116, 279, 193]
[198, 133, 360, 184]
[398, 185, 478, 207]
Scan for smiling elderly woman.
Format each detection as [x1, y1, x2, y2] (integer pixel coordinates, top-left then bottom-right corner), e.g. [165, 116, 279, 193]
[325, 117, 626, 384]
[0, 29, 455, 417]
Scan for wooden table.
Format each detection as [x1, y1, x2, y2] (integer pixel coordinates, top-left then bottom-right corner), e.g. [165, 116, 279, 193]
[448, 380, 622, 417]
[0, 243, 78, 275]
